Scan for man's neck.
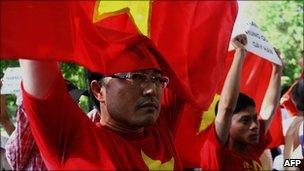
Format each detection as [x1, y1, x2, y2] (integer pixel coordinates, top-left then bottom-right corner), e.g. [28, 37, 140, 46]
[228, 137, 247, 154]
[100, 118, 144, 134]
[99, 107, 144, 134]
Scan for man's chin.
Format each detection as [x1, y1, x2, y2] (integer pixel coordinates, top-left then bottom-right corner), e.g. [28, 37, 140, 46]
[248, 138, 259, 145]
[133, 114, 158, 127]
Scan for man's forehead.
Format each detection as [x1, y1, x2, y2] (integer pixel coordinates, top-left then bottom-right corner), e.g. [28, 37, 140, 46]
[237, 112, 258, 118]
[233, 107, 257, 117]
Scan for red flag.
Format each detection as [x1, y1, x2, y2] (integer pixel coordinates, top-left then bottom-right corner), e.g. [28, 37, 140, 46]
[151, 2, 239, 167]
[150, 1, 238, 109]
[1, 1, 239, 168]
[1, 2, 156, 74]
[1, 1, 74, 59]
[267, 108, 284, 148]
[281, 83, 298, 116]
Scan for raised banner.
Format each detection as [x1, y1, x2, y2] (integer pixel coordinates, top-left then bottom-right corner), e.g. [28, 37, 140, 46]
[1, 67, 22, 95]
[244, 21, 282, 66]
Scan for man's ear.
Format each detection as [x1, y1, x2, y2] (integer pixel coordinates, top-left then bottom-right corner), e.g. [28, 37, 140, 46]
[90, 80, 105, 103]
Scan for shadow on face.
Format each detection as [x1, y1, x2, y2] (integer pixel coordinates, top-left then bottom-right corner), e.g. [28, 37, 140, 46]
[230, 106, 260, 146]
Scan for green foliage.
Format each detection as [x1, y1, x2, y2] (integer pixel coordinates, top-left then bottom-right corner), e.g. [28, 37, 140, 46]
[60, 62, 87, 89]
[0, 61, 90, 117]
[0, 60, 19, 78]
[60, 62, 90, 113]
[248, 1, 303, 86]
[0, 60, 20, 118]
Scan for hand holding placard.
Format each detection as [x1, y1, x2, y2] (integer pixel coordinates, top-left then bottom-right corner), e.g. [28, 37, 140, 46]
[244, 21, 282, 66]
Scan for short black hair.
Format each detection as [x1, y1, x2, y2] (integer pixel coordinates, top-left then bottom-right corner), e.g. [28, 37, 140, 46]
[291, 78, 304, 111]
[86, 70, 104, 110]
[215, 92, 255, 115]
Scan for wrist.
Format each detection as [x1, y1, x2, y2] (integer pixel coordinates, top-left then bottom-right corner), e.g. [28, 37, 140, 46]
[235, 48, 247, 53]
[235, 48, 247, 57]
[272, 65, 283, 73]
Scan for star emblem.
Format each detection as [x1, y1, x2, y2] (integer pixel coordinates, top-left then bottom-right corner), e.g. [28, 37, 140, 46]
[93, 0, 151, 36]
[141, 150, 174, 170]
[198, 94, 220, 132]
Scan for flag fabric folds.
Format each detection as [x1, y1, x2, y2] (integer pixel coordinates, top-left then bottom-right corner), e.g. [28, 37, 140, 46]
[152, 2, 239, 167]
[150, 1, 238, 110]
[1, 0, 239, 168]
[281, 83, 299, 116]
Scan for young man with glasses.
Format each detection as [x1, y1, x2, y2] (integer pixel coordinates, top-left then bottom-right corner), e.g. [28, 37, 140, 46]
[19, 36, 184, 170]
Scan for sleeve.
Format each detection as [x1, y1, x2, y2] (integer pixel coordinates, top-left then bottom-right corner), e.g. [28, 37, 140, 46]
[21, 71, 92, 168]
[200, 124, 224, 170]
[5, 105, 36, 170]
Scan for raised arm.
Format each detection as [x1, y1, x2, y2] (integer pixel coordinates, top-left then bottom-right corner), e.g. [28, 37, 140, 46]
[215, 34, 247, 145]
[0, 82, 15, 135]
[19, 59, 59, 99]
[0, 94, 15, 135]
[259, 49, 282, 132]
[283, 115, 303, 161]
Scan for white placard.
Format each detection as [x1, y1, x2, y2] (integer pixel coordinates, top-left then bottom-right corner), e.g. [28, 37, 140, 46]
[1, 67, 22, 95]
[244, 21, 282, 66]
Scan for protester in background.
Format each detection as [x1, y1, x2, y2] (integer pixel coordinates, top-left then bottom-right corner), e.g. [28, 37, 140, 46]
[3, 79, 91, 170]
[283, 78, 304, 170]
[0, 82, 15, 136]
[200, 34, 282, 170]
[259, 84, 292, 170]
[0, 81, 14, 170]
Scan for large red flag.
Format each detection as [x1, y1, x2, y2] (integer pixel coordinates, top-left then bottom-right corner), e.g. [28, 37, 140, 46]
[1, 1, 237, 108]
[1, 1, 155, 74]
[1, 1, 239, 168]
[148, 2, 238, 167]
[150, 1, 238, 110]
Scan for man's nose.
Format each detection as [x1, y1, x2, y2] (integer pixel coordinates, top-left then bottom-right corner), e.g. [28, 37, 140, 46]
[142, 82, 158, 97]
[249, 120, 259, 131]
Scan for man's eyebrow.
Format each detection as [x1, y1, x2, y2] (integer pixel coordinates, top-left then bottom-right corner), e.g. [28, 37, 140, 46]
[240, 113, 258, 118]
[240, 115, 251, 119]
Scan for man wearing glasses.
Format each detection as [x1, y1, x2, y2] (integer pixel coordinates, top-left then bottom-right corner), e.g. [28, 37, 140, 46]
[19, 36, 183, 170]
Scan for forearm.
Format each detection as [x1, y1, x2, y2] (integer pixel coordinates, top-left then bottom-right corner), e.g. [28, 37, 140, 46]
[260, 65, 282, 131]
[0, 95, 15, 135]
[215, 49, 246, 145]
[19, 59, 59, 99]
[283, 116, 303, 160]
[1, 120, 15, 135]
[219, 49, 245, 110]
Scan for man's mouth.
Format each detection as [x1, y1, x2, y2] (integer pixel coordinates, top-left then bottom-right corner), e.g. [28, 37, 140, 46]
[139, 102, 159, 109]
[249, 133, 259, 140]
[137, 98, 159, 110]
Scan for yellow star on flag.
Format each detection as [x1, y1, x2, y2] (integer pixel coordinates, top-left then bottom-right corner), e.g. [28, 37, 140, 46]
[198, 94, 220, 132]
[141, 150, 174, 170]
[93, 0, 151, 36]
